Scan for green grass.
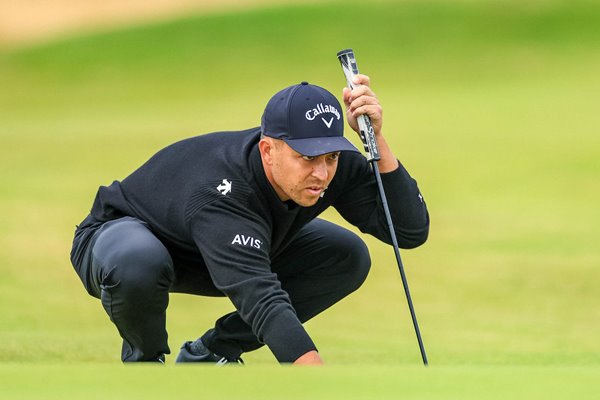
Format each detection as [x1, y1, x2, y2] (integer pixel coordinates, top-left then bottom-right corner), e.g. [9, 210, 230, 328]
[1, 0, 599, 397]
[1, 364, 598, 399]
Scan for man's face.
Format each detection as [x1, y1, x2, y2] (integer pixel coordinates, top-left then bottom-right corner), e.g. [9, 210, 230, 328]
[260, 138, 340, 207]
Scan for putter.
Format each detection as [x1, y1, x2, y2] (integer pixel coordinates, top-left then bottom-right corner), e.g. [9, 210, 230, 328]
[337, 48, 428, 366]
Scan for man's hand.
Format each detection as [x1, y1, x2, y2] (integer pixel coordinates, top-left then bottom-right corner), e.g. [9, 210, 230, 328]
[342, 74, 398, 173]
[342, 74, 383, 138]
[293, 350, 324, 365]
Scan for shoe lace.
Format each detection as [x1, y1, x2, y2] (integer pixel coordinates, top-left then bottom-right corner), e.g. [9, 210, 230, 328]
[188, 338, 244, 365]
[216, 356, 244, 365]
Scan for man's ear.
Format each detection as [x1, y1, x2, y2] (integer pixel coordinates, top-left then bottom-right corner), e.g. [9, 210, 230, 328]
[259, 137, 274, 165]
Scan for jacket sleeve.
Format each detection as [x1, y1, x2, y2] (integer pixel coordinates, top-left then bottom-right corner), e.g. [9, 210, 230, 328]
[333, 155, 430, 249]
[189, 198, 317, 362]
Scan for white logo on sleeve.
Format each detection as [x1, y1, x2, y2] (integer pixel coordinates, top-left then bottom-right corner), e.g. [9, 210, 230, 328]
[231, 234, 262, 249]
[216, 179, 232, 195]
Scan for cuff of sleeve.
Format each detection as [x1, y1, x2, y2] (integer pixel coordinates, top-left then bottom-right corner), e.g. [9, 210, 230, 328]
[261, 311, 317, 363]
[380, 161, 420, 202]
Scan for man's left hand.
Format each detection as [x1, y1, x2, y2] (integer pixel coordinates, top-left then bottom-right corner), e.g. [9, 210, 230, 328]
[342, 74, 383, 138]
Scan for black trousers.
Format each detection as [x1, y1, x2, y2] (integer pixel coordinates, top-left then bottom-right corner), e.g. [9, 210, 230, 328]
[71, 216, 371, 362]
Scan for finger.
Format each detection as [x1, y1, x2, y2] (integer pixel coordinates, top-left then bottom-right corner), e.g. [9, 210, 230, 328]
[349, 95, 378, 112]
[351, 104, 383, 120]
[352, 74, 371, 87]
[349, 85, 376, 102]
[350, 95, 379, 108]
[342, 87, 352, 106]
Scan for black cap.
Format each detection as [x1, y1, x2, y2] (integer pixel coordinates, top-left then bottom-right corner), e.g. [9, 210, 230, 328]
[261, 82, 359, 156]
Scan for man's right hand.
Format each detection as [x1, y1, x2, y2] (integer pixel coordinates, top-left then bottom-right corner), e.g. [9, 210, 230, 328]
[293, 350, 324, 365]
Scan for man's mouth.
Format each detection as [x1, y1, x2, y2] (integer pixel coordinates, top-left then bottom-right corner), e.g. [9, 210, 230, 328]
[305, 185, 327, 197]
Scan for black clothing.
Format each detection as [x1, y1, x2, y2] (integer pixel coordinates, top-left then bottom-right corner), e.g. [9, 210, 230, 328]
[70, 127, 429, 362]
[73, 216, 370, 362]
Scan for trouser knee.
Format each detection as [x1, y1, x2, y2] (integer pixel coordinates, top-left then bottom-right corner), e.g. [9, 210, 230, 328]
[91, 219, 175, 304]
[340, 236, 371, 293]
[97, 244, 174, 301]
[318, 228, 371, 295]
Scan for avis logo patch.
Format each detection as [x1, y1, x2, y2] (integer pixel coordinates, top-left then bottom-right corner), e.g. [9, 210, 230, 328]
[231, 234, 262, 249]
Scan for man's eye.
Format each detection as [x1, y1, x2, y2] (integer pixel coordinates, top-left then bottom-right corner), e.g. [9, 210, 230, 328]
[329, 153, 340, 161]
[302, 155, 316, 161]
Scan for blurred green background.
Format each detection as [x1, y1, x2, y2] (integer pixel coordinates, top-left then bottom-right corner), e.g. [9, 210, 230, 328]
[1, 0, 599, 397]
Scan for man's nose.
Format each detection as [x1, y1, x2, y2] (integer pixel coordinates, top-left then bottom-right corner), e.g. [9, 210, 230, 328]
[311, 159, 328, 181]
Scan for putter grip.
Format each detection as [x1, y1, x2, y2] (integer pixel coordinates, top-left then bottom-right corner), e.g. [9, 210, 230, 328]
[337, 49, 380, 161]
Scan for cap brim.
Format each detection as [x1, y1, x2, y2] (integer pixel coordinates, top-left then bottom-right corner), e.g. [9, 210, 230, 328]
[282, 136, 360, 157]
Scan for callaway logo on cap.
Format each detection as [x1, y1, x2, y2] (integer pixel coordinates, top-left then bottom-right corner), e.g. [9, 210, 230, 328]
[261, 81, 359, 157]
[305, 103, 341, 128]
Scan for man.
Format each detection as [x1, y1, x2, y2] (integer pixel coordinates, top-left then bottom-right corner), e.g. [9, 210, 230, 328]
[70, 76, 429, 365]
